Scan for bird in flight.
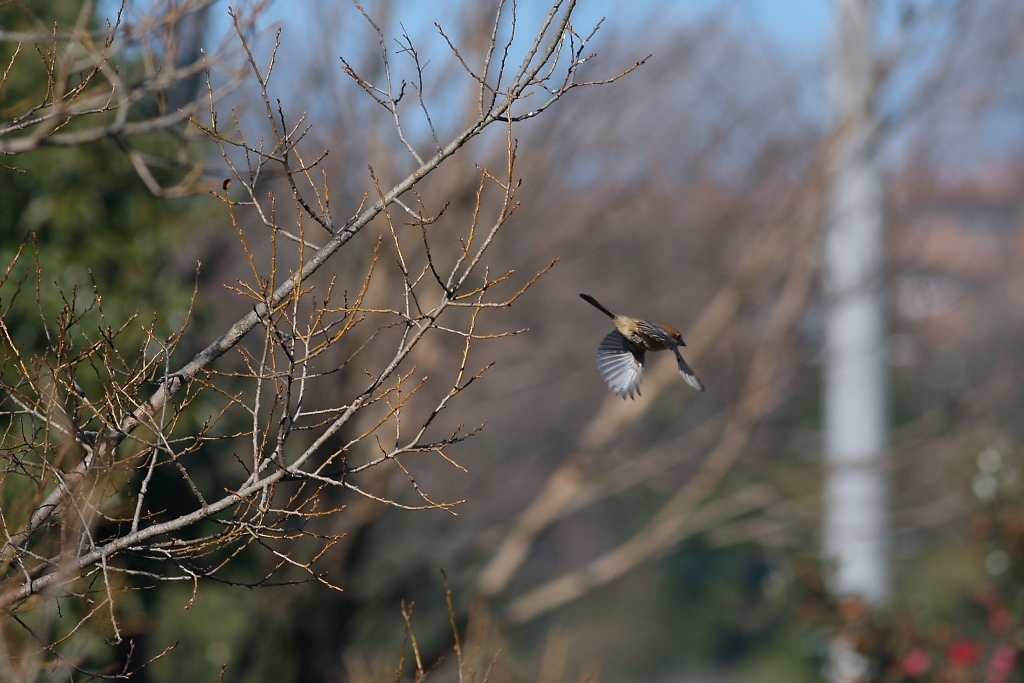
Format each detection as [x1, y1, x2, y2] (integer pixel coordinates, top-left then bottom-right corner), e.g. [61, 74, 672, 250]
[580, 293, 705, 399]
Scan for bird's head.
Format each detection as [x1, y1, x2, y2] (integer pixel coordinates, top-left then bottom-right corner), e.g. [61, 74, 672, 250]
[662, 324, 686, 346]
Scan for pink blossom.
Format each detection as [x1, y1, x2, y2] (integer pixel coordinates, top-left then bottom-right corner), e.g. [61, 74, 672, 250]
[901, 648, 931, 677]
[985, 646, 1017, 683]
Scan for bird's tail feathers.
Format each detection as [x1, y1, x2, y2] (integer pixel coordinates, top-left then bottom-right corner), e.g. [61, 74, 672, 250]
[674, 348, 706, 392]
[579, 293, 616, 319]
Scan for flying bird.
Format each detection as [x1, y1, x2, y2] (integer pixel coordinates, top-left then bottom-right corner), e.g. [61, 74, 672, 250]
[580, 293, 705, 399]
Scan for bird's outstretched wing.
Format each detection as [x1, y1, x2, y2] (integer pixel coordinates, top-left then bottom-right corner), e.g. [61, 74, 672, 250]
[597, 330, 645, 399]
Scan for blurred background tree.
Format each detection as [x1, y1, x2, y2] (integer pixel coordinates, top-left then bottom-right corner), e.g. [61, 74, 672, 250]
[4, 1, 1024, 682]
[0, 0, 215, 350]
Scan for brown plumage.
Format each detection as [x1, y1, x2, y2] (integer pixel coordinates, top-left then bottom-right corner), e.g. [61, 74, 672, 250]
[580, 293, 705, 399]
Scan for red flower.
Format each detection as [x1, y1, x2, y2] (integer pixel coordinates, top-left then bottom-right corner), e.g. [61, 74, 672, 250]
[948, 640, 982, 667]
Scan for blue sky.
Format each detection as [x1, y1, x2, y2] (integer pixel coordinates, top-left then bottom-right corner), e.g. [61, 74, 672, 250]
[582, 0, 832, 50]
[97, 0, 1021, 175]
[254, 0, 835, 59]
[94, 1, 835, 73]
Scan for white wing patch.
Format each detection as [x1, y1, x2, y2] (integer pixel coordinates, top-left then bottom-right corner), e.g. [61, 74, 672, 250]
[596, 330, 645, 399]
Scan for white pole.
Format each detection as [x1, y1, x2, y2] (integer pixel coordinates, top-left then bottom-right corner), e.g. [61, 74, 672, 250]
[823, 0, 890, 608]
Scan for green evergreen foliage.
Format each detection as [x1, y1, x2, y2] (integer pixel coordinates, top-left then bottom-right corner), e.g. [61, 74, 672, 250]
[0, 1, 208, 353]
